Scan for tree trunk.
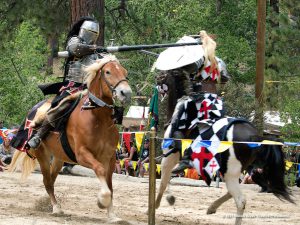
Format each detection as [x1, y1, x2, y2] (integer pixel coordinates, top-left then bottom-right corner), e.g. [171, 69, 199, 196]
[269, 0, 279, 27]
[70, 0, 105, 46]
[270, 0, 279, 13]
[216, 0, 223, 14]
[46, 34, 59, 75]
[255, 0, 266, 134]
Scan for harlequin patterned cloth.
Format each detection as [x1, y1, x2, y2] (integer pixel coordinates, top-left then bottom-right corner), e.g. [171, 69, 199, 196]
[163, 93, 245, 185]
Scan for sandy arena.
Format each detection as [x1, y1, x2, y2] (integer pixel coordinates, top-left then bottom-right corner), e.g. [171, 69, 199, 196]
[0, 170, 299, 225]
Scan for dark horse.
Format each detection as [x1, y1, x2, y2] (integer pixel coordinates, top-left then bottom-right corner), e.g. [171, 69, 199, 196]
[155, 69, 294, 225]
[9, 55, 132, 221]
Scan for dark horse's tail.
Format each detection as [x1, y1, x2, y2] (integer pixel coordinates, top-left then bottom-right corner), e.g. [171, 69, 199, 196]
[254, 143, 294, 203]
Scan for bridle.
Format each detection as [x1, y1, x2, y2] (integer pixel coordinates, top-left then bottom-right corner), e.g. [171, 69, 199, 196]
[101, 68, 129, 96]
[86, 60, 128, 109]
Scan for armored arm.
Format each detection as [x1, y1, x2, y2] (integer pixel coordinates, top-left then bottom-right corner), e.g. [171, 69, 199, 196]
[67, 37, 99, 57]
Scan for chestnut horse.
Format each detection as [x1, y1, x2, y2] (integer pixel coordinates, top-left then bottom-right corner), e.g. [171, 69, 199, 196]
[9, 55, 132, 220]
[154, 71, 294, 225]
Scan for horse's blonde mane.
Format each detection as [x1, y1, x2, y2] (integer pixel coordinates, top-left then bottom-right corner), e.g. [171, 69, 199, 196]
[84, 54, 119, 88]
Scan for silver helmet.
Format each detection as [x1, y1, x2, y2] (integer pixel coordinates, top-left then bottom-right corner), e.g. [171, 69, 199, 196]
[78, 20, 100, 44]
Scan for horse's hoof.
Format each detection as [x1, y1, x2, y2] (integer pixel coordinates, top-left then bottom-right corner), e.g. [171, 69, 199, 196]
[52, 205, 64, 216]
[144, 209, 149, 215]
[97, 200, 107, 209]
[166, 195, 175, 206]
[107, 216, 123, 223]
[207, 207, 216, 214]
[97, 192, 111, 209]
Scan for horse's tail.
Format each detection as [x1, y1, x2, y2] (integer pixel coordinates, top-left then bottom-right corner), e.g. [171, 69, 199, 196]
[256, 144, 294, 203]
[8, 150, 37, 181]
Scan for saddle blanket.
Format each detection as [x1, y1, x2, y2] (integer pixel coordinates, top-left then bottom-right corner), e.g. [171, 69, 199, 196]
[10, 100, 46, 152]
[175, 93, 225, 132]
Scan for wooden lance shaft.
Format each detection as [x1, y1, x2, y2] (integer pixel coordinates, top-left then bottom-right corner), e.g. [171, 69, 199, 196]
[57, 41, 201, 58]
[148, 127, 156, 225]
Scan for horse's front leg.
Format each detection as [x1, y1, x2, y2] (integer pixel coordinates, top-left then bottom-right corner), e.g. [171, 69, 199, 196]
[156, 151, 180, 209]
[105, 154, 122, 221]
[156, 130, 183, 209]
[76, 147, 112, 209]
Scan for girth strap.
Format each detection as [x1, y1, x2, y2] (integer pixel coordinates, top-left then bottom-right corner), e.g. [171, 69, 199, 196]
[60, 128, 77, 163]
[58, 96, 82, 164]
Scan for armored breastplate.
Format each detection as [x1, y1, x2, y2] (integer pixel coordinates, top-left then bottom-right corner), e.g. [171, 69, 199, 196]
[66, 61, 84, 83]
[66, 54, 98, 83]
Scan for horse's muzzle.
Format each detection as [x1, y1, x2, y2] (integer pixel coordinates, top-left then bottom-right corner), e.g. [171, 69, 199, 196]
[115, 86, 132, 105]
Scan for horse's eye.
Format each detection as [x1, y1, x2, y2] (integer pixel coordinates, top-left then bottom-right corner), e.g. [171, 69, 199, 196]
[105, 70, 111, 76]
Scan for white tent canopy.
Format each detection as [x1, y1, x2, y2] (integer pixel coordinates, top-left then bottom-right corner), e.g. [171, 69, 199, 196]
[122, 106, 149, 128]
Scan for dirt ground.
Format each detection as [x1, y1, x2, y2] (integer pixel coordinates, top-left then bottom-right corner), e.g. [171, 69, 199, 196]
[0, 171, 299, 225]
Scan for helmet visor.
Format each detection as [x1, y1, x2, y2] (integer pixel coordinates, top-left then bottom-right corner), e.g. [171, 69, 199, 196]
[79, 28, 99, 45]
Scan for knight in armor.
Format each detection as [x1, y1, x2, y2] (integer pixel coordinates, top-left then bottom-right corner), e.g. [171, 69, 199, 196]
[169, 36, 229, 174]
[28, 16, 102, 149]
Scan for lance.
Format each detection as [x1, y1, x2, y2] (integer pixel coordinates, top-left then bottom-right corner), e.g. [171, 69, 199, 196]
[58, 40, 201, 58]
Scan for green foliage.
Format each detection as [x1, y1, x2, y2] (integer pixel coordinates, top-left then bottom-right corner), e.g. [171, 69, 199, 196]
[0, 0, 299, 142]
[0, 22, 52, 126]
[265, 0, 300, 141]
[220, 81, 256, 120]
[105, 0, 257, 95]
[280, 81, 300, 141]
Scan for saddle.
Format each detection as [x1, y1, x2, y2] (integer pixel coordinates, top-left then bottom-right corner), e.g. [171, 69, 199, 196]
[10, 92, 84, 158]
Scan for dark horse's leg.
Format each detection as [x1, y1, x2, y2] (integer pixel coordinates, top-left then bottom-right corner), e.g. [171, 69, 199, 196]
[207, 125, 246, 225]
[207, 192, 232, 214]
[36, 146, 64, 215]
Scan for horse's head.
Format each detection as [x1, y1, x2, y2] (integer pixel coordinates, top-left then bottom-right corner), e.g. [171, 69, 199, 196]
[156, 69, 193, 99]
[85, 55, 132, 105]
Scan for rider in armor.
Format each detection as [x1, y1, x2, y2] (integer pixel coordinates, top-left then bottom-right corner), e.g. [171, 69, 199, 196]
[28, 17, 101, 149]
[171, 56, 229, 174]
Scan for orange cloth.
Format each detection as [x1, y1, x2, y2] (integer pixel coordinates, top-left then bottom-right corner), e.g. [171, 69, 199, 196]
[185, 168, 200, 180]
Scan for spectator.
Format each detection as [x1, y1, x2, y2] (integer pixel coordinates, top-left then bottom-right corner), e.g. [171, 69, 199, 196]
[0, 121, 7, 145]
[290, 148, 300, 187]
[0, 137, 15, 168]
[123, 140, 139, 176]
[241, 167, 270, 192]
[115, 146, 124, 174]
[137, 138, 150, 178]
[115, 157, 122, 174]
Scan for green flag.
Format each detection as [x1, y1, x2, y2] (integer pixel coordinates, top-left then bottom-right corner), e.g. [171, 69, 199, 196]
[149, 87, 159, 129]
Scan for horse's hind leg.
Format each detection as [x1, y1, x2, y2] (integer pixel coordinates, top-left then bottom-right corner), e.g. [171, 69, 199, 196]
[50, 157, 64, 183]
[36, 148, 64, 215]
[223, 147, 245, 225]
[156, 151, 180, 209]
[50, 157, 64, 214]
[225, 176, 245, 225]
[207, 192, 232, 214]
